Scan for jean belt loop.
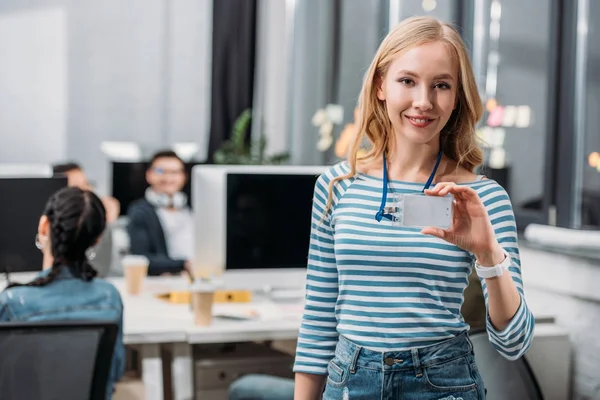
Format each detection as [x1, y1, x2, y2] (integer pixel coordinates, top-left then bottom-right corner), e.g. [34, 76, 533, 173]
[465, 331, 474, 353]
[349, 345, 361, 374]
[411, 348, 422, 377]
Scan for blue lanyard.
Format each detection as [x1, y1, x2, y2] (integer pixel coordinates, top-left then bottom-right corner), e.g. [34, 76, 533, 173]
[375, 150, 443, 222]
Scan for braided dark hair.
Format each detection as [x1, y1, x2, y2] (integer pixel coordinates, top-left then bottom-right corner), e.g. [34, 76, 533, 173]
[6, 187, 106, 288]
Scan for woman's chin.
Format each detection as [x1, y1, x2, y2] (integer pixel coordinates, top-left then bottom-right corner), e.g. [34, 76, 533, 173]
[398, 131, 440, 145]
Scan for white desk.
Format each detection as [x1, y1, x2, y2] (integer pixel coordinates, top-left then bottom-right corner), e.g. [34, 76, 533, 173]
[114, 269, 307, 344]
[111, 269, 307, 400]
[116, 289, 191, 400]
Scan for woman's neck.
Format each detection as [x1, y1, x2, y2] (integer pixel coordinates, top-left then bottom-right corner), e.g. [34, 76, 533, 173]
[386, 135, 442, 182]
[42, 250, 54, 270]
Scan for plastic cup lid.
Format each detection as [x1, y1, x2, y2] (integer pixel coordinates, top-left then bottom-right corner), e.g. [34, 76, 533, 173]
[191, 278, 223, 292]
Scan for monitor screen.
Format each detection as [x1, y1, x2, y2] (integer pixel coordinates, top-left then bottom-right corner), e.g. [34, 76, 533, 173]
[0, 178, 68, 273]
[225, 173, 318, 270]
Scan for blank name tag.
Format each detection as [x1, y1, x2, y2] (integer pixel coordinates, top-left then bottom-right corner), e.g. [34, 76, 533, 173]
[396, 194, 453, 229]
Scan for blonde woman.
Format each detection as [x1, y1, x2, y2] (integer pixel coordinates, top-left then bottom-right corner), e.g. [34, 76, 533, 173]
[294, 16, 534, 400]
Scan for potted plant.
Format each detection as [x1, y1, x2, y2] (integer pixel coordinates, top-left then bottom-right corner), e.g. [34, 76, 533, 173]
[213, 109, 290, 165]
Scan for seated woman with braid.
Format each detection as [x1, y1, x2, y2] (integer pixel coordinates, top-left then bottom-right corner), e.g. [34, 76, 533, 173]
[0, 187, 125, 399]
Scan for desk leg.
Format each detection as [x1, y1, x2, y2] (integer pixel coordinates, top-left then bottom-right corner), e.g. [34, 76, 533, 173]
[141, 343, 164, 400]
[171, 343, 193, 400]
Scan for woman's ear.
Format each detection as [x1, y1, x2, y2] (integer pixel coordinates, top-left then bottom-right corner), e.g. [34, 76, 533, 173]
[38, 215, 50, 240]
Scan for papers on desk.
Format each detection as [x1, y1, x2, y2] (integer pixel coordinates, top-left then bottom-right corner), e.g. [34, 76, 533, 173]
[213, 303, 304, 322]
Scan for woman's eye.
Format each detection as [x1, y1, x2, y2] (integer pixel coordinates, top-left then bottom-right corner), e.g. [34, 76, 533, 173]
[435, 82, 451, 90]
[398, 78, 414, 86]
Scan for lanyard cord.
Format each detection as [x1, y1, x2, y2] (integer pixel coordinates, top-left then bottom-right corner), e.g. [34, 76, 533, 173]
[375, 150, 443, 222]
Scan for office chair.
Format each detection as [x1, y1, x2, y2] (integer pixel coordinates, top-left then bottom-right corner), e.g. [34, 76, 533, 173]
[0, 320, 118, 400]
[470, 329, 544, 400]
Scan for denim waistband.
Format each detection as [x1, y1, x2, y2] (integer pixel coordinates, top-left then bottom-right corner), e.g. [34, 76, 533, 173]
[334, 332, 473, 373]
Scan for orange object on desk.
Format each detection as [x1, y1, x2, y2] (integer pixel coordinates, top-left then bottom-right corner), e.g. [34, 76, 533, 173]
[156, 290, 252, 304]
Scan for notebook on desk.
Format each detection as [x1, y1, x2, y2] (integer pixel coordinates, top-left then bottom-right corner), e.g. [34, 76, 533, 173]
[212, 303, 303, 322]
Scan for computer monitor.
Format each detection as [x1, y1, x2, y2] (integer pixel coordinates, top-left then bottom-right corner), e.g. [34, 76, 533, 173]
[111, 161, 206, 215]
[0, 177, 68, 273]
[192, 165, 326, 275]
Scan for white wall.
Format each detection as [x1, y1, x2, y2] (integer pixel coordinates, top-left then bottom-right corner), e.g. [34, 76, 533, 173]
[66, 0, 167, 195]
[252, 0, 291, 156]
[0, 7, 67, 164]
[166, 0, 213, 159]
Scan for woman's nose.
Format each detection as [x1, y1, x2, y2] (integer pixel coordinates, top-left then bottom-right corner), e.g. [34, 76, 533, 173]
[412, 87, 433, 111]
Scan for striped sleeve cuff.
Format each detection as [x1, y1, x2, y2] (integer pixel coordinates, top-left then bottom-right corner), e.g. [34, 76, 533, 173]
[486, 295, 535, 360]
[293, 357, 330, 375]
[292, 329, 338, 375]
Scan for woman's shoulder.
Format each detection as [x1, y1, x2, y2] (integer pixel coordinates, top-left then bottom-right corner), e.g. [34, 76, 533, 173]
[437, 160, 482, 184]
[0, 276, 124, 322]
[316, 161, 354, 189]
[79, 278, 124, 315]
[449, 163, 506, 192]
[0, 288, 12, 306]
[93, 278, 123, 299]
[0, 283, 37, 302]
[320, 160, 352, 179]
[312, 161, 358, 214]
[0, 289, 17, 320]
[355, 158, 382, 177]
[438, 162, 511, 198]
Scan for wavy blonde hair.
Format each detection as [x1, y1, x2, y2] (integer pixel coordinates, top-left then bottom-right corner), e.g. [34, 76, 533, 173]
[325, 16, 483, 214]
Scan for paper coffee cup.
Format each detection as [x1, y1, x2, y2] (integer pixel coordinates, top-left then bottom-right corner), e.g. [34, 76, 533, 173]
[122, 255, 149, 295]
[191, 280, 216, 326]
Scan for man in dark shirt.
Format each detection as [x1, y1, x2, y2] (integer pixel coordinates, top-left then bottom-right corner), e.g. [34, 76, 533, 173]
[126, 151, 193, 276]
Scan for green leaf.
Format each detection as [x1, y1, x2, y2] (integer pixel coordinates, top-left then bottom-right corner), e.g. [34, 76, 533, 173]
[231, 108, 252, 152]
[213, 108, 294, 165]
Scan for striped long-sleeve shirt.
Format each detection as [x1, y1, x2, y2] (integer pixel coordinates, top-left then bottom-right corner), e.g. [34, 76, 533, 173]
[293, 161, 535, 375]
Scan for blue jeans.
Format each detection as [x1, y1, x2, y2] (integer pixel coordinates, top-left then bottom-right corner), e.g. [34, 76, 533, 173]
[323, 333, 486, 400]
[228, 374, 294, 400]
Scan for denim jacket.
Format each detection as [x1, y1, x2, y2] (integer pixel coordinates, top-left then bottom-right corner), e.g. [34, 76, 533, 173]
[0, 266, 125, 399]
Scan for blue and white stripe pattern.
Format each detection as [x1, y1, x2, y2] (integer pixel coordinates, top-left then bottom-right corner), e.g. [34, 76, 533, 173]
[293, 162, 535, 375]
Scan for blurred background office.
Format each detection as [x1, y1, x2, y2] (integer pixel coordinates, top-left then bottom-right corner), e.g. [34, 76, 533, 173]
[0, 0, 599, 399]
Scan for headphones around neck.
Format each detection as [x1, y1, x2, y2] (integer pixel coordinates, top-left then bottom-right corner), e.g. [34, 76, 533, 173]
[145, 188, 188, 209]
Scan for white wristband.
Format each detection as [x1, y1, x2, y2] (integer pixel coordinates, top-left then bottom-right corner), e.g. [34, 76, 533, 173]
[475, 251, 511, 279]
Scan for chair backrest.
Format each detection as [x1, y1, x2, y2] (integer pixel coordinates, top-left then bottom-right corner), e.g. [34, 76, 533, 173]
[470, 329, 544, 400]
[0, 320, 118, 400]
